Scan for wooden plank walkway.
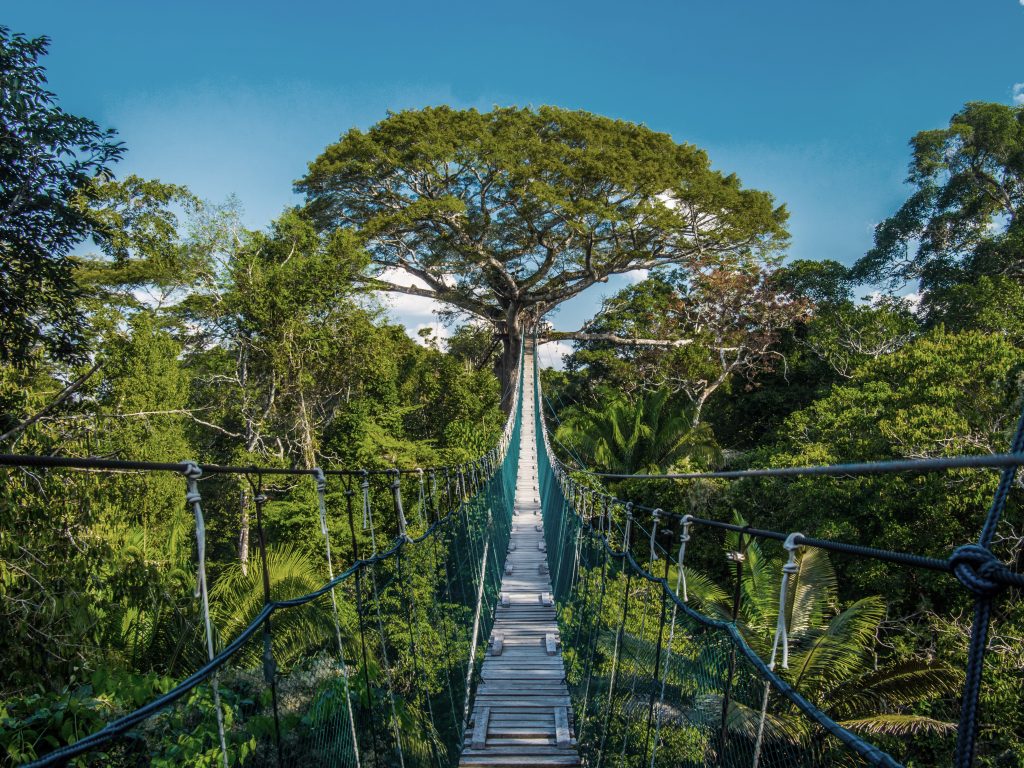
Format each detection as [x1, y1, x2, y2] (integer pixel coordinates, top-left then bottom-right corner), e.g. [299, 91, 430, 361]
[460, 348, 581, 767]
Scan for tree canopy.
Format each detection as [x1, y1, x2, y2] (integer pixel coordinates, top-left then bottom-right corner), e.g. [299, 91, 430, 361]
[298, 105, 788, 400]
[0, 27, 123, 366]
[852, 102, 1023, 303]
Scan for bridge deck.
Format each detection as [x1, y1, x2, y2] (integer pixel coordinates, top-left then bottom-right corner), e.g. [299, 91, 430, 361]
[460, 351, 580, 767]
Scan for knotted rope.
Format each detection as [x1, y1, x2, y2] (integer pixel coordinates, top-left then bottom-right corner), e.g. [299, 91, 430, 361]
[649, 508, 662, 566]
[312, 468, 361, 768]
[416, 468, 426, 525]
[753, 532, 803, 768]
[677, 514, 693, 603]
[360, 470, 377, 554]
[182, 462, 229, 768]
[769, 532, 804, 671]
[390, 470, 411, 542]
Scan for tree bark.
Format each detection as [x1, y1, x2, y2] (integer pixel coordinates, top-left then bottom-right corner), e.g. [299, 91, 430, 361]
[494, 307, 527, 413]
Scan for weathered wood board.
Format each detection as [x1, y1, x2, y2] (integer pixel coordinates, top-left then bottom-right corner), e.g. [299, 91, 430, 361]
[460, 349, 580, 767]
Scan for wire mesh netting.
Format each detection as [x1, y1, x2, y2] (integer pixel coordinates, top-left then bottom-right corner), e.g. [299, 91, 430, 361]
[14, 372, 523, 768]
[534, 361, 902, 768]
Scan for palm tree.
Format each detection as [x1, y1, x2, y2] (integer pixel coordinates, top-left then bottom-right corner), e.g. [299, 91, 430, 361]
[210, 543, 338, 669]
[683, 525, 960, 757]
[556, 389, 720, 474]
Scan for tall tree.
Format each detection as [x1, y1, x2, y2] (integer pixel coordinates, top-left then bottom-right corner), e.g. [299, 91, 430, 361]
[556, 265, 807, 424]
[0, 27, 123, 366]
[852, 102, 1023, 309]
[298, 106, 788, 404]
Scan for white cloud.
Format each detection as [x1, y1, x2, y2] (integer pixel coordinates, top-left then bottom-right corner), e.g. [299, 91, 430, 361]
[623, 269, 650, 283]
[536, 341, 573, 371]
[900, 292, 922, 311]
[1013, 83, 1024, 105]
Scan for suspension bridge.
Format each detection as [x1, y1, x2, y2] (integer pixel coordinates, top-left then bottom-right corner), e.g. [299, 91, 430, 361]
[1, 338, 1023, 768]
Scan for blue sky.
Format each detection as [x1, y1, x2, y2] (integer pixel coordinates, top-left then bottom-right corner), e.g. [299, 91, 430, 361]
[9, 1, 1024, 357]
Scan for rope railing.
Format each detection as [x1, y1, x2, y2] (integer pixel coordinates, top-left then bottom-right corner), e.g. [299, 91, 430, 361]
[533, 334, 1024, 767]
[7, 348, 527, 768]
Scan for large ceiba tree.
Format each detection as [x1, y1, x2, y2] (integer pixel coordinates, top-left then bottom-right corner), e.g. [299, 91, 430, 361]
[299, 106, 788, 406]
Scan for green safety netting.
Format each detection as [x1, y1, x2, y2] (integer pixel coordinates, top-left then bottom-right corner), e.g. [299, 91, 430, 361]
[22, 361, 524, 768]
[533, 353, 901, 768]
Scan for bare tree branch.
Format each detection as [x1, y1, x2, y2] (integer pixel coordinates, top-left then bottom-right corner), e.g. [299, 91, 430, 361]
[0, 360, 102, 444]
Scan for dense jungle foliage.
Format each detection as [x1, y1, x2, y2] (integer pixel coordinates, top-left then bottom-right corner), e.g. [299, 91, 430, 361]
[1, 24, 1022, 768]
[544, 103, 1024, 766]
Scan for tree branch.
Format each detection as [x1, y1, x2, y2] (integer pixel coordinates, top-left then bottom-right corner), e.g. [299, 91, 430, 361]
[359, 276, 491, 318]
[0, 361, 102, 444]
[542, 331, 697, 348]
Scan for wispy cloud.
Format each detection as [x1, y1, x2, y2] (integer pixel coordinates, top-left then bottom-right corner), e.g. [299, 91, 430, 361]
[1013, 83, 1024, 105]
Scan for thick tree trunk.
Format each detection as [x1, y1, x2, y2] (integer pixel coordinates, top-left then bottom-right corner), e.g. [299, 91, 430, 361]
[494, 308, 527, 413]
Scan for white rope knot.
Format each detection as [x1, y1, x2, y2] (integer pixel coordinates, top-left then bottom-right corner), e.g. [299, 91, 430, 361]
[313, 468, 329, 536]
[678, 514, 694, 602]
[769, 532, 804, 670]
[623, 502, 633, 552]
[360, 471, 370, 529]
[313, 467, 327, 493]
[390, 470, 410, 541]
[650, 509, 662, 564]
[416, 468, 426, 525]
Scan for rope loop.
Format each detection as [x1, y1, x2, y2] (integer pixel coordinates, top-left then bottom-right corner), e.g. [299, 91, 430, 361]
[183, 461, 202, 506]
[623, 501, 633, 552]
[312, 466, 327, 493]
[769, 532, 804, 670]
[649, 508, 662, 563]
[678, 514, 693, 602]
[312, 468, 329, 536]
[181, 462, 204, 598]
[950, 544, 1013, 597]
[390, 469, 410, 541]
[180, 460, 229, 766]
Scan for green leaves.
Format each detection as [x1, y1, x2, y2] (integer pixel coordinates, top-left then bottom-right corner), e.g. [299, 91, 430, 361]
[0, 26, 124, 366]
[555, 387, 720, 474]
[300, 105, 789, 400]
[852, 101, 1024, 308]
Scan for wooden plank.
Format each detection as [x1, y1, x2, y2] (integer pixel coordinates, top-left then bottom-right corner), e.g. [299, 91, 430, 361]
[554, 707, 570, 749]
[488, 632, 503, 656]
[460, 357, 579, 768]
[471, 706, 490, 749]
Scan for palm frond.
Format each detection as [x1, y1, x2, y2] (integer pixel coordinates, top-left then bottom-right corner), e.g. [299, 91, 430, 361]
[789, 597, 885, 695]
[837, 714, 957, 737]
[787, 547, 837, 638]
[211, 544, 335, 667]
[825, 659, 962, 716]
